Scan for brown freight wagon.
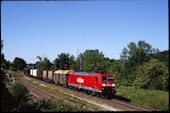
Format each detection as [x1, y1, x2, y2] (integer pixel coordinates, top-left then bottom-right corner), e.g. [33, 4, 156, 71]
[54, 70, 73, 86]
[37, 69, 43, 79]
[47, 70, 54, 82]
[23, 68, 30, 76]
[42, 70, 48, 80]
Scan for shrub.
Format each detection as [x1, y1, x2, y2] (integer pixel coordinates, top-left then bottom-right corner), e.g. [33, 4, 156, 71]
[9, 83, 29, 101]
[133, 59, 169, 91]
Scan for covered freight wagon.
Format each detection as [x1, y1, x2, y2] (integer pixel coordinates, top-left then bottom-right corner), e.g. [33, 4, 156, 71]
[37, 69, 43, 79]
[47, 70, 54, 82]
[23, 68, 30, 76]
[42, 70, 48, 80]
[30, 69, 38, 77]
[54, 70, 73, 86]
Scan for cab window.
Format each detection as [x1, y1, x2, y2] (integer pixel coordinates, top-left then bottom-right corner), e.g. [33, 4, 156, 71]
[102, 76, 107, 82]
[102, 76, 114, 82]
[108, 77, 114, 81]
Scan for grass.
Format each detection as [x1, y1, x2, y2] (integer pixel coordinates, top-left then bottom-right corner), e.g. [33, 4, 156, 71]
[116, 85, 169, 111]
[20, 75, 99, 111]
[17, 72, 169, 111]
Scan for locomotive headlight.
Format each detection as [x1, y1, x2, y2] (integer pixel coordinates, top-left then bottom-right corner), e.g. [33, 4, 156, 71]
[102, 83, 106, 87]
[112, 84, 115, 87]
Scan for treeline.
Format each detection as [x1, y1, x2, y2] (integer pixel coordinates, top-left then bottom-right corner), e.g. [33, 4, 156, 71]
[1, 40, 169, 91]
[34, 40, 169, 91]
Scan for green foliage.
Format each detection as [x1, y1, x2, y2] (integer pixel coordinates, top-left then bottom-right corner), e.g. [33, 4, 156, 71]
[83, 56, 107, 72]
[34, 99, 86, 112]
[152, 50, 169, 67]
[81, 49, 104, 62]
[106, 60, 125, 83]
[119, 40, 161, 86]
[81, 49, 105, 71]
[53, 53, 76, 70]
[36, 57, 52, 70]
[13, 57, 27, 70]
[9, 83, 29, 101]
[133, 59, 169, 90]
[120, 40, 159, 61]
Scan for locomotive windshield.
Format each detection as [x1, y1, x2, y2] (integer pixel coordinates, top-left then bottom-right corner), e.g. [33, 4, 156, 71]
[102, 76, 114, 82]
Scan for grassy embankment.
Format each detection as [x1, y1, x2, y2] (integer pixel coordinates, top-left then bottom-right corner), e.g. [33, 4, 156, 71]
[18, 72, 100, 111]
[17, 71, 169, 111]
[115, 85, 169, 111]
[8, 71, 89, 112]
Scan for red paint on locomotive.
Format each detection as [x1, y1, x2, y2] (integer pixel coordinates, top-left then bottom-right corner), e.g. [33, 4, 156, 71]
[68, 72, 116, 95]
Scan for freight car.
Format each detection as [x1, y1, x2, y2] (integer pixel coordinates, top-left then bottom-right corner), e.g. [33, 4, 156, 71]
[23, 68, 30, 75]
[54, 70, 73, 86]
[42, 70, 48, 80]
[30, 69, 38, 77]
[37, 69, 43, 79]
[23, 68, 116, 98]
[47, 70, 54, 82]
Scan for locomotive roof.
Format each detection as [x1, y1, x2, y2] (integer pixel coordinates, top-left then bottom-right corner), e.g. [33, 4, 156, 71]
[71, 72, 94, 76]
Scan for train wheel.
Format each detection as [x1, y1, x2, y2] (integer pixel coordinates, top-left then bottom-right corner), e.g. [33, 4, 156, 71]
[96, 93, 101, 98]
[86, 90, 90, 95]
[92, 92, 96, 96]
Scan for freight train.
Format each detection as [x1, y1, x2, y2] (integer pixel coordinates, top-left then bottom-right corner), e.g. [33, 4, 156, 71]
[23, 68, 116, 98]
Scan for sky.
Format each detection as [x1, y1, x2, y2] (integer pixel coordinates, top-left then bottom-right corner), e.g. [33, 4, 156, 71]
[1, 0, 169, 64]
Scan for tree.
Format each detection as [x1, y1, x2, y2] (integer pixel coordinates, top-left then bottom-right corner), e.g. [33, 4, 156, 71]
[80, 49, 105, 71]
[81, 49, 104, 62]
[151, 50, 169, 67]
[120, 40, 159, 61]
[35, 57, 51, 70]
[52, 53, 76, 70]
[13, 57, 27, 71]
[68, 55, 76, 70]
[57, 53, 70, 70]
[133, 59, 169, 91]
[36, 56, 42, 62]
[119, 40, 160, 86]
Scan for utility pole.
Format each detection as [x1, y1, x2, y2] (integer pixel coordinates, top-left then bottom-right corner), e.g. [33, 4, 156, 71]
[77, 49, 82, 71]
[80, 55, 82, 71]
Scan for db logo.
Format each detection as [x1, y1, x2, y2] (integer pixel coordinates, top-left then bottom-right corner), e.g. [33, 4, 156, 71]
[77, 77, 84, 83]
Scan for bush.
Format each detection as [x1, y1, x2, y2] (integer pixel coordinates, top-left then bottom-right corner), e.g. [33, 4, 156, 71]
[9, 83, 29, 101]
[133, 59, 169, 91]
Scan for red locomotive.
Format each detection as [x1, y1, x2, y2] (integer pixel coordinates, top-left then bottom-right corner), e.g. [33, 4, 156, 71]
[68, 71, 116, 98]
[24, 69, 116, 98]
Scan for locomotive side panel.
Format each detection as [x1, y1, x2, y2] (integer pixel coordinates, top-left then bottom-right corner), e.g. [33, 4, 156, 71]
[68, 72, 100, 92]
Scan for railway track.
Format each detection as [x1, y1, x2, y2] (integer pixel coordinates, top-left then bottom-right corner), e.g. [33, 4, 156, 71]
[13, 73, 58, 101]
[13, 72, 160, 111]
[13, 73, 118, 111]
